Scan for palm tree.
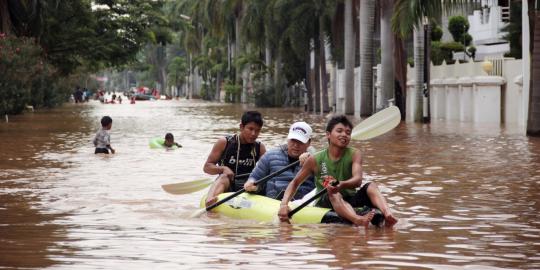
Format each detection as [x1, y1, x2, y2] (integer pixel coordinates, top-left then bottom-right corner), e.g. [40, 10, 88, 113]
[379, 0, 395, 111]
[392, 1, 461, 122]
[359, 0, 376, 116]
[390, 1, 517, 123]
[343, 0, 355, 115]
[275, 0, 334, 113]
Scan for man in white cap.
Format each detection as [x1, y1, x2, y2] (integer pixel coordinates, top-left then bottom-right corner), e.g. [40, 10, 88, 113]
[244, 122, 315, 200]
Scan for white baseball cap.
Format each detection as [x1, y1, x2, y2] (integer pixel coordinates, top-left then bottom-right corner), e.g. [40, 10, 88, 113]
[287, 122, 312, 143]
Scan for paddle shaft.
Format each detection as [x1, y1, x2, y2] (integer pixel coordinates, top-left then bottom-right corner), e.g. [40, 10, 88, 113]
[288, 181, 338, 218]
[205, 160, 300, 212]
[234, 173, 250, 179]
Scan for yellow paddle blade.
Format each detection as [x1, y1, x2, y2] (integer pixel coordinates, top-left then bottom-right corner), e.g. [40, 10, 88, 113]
[351, 106, 401, 140]
[190, 207, 208, 218]
[161, 178, 213, 195]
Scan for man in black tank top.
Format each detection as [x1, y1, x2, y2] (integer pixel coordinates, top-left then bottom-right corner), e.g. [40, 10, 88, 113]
[203, 111, 266, 207]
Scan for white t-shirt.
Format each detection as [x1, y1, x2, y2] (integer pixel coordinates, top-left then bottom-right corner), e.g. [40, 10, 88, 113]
[93, 128, 110, 148]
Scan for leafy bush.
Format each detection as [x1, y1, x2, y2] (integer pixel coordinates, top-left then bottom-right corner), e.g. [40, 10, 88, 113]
[223, 81, 241, 103]
[467, 46, 477, 59]
[0, 34, 71, 115]
[430, 41, 444, 65]
[448, 16, 470, 43]
[440, 41, 465, 52]
[431, 41, 465, 65]
[431, 25, 443, 42]
[463, 33, 473, 46]
[0, 34, 43, 115]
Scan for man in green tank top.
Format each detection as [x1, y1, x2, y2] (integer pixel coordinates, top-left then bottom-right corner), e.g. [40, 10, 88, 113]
[278, 115, 398, 227]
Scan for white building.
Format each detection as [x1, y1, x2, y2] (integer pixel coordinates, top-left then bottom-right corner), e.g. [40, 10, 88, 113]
[467, 0, 511, 60]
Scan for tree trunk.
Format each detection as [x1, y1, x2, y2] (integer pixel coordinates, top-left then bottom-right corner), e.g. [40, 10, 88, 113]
[528, 10, 540, 135]
[319, 16, 330, 113]
[157, 45, 168, 95]
[359, 0, 376, 116]
[188, 53, 193, 100]
[265, 38, 272, 87]
[394, 35, 407, 120]
[215, 72, 222, 101]
[235, 15, 242, 103]
[380, 0, 394, 111]
[306, 53, 314, 112]
[274, 53, 282, 106]
[0, 0, 11, 34]
[413, 27, 425, 122]
[344, 0, 355, 115]
[314, 37, 322, 113]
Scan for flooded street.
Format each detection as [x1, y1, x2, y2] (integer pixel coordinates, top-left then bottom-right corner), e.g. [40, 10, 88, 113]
[1, 99, 539, 269]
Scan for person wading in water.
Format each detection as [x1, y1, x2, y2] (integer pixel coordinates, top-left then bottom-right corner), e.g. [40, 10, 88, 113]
[203, 111, 266, 207]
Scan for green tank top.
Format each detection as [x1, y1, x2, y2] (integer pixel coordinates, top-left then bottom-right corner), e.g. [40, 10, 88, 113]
[314, 147, 357, 198]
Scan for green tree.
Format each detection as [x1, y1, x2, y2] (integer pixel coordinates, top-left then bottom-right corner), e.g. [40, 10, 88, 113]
[168, 56, 188, 96]
[0, 35, 43, 117]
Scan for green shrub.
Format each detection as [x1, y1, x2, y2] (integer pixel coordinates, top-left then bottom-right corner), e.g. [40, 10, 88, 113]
[431, 41, 465, 65]
[431, 25, 443, 42]
[223, 81, 241, 103]
[0, 34, 72, 115]
[430, 41, 444, 65]
[440, 41, 465, 52]
[467, 46, 477, 59]
[0, 34, 43, 115]
[448, 16, 470, 43]
[463, 33, 473, 46]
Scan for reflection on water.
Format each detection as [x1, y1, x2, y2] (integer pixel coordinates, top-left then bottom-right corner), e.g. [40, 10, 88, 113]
[1, 99, 539, 269]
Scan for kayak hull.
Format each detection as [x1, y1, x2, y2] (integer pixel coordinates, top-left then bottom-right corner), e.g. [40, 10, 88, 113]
[200, 192, 384, 225]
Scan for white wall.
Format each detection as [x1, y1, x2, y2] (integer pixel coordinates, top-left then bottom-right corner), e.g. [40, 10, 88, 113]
[406, 58, 525, 131]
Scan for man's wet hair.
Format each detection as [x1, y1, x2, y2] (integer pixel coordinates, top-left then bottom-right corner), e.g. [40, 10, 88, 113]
[326, 115, 353, 132]
[101, 116, 112, 127]
[241, 111, 263, 127]
[165, 133, 174, 140]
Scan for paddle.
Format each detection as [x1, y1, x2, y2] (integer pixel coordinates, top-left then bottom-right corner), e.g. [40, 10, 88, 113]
[351, 105, 400, 140]
[190, 160, 301, 218]
[288, 181, 338, 218]
[162, 173, 250, 195]
[162, 178, 214, 195]
[285, 105, 401, 220]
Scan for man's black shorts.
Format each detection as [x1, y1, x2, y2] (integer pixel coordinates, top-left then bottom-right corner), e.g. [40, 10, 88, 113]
[316, 182, 374, 209]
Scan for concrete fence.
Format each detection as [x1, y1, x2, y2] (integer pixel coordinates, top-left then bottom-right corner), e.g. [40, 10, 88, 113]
[331, 58, 525, 131]
[406, 58, 525, 129]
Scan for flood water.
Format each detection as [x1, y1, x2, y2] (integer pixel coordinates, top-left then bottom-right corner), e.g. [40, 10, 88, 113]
[1, 99, 539, 269]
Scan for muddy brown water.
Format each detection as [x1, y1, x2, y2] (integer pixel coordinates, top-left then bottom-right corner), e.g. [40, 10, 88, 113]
[1, 99, 539, 269]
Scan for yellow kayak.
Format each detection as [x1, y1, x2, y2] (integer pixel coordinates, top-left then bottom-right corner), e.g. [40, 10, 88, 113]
[200, 192, 384, 225]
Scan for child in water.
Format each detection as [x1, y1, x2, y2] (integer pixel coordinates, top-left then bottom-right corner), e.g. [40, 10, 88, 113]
[93, 116, 115, 154]
[164, 133, 182, 148]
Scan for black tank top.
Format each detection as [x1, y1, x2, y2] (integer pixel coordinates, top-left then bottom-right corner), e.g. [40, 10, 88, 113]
[219, 134, 261, 191]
